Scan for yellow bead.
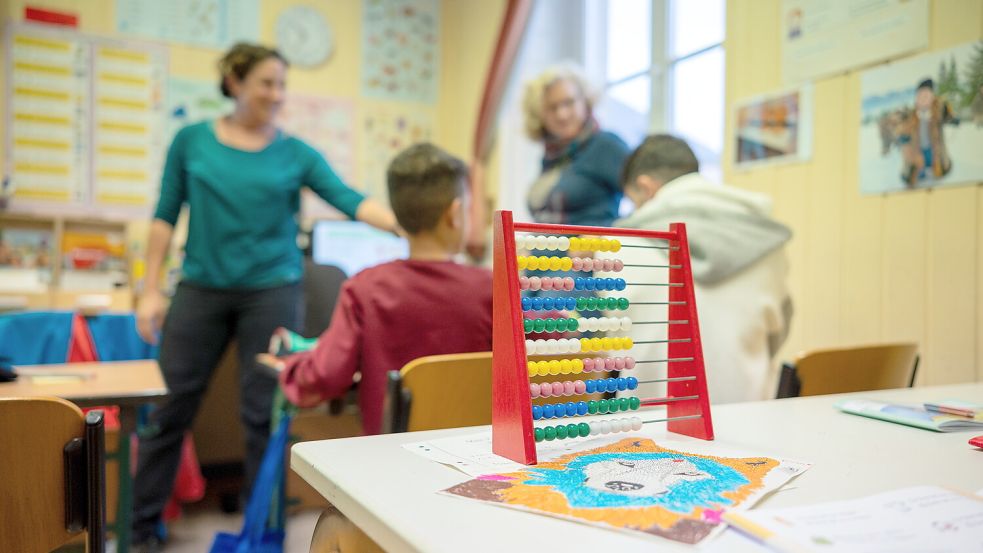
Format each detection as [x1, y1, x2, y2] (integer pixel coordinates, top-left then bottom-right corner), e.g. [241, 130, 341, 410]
[588, 238, 601, 251]
[610, 239, 621, 252]
[622, 337, 634, 349]
[559, 257, 573, 271]
[537, 361, 550, 376]
[548, 360, 562, 375]
[601, 337, 614, 350]
[549, 257, 562, 271]
[538, 256, 550, 269]
[569, 237, 581, 251]
[527, 361, 537, 377]
[599, 239, 611, 252]
[517, 256, 528, 270]
[571, 358, 584, 373]
[580, 338, 592, 352]
[590, 337, 603, 351]
[559, 359, 572, 374]
[526, 256, 539, 270]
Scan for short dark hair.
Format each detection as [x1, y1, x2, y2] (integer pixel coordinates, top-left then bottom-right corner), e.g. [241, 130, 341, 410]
[917, 78, 934, 91]
[387, 143, 468, 234]
[621, 134, 700, 188]
[218, 43, 288, 98]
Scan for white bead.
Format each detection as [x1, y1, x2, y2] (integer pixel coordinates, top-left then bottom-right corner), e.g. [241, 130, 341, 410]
[525, 340, 535, 354]
[557, 339, 571, 354]
[545, 236, 559, 250]
[620, 317, 632, 332]
[631, 417, 643, 431]
[602, 317, 615, 332]
[545, 339, 558, 354]
[598, 421, 610, 434]
[568, 338, 581, 353]
[558, 237, 570, 250]
[534, 235, 548, 250]
[621, 418, 632, 432]
[581, 318, 593, 332]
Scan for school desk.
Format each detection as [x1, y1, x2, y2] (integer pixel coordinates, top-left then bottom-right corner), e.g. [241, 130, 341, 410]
[0, 360, 167, 553]
[292, 381, 983, 552]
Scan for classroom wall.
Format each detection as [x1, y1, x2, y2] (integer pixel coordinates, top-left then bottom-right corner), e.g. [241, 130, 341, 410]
[723, 0, 983, 385]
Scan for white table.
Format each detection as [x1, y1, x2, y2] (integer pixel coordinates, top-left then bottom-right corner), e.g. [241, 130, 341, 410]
[292, 383, 983, 552]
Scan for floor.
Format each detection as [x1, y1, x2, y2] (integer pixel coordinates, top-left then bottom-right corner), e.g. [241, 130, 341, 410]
[158, 507, 320, 552]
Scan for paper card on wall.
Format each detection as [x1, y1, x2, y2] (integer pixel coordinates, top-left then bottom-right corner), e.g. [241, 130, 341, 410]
[734, 86, 813, 170]
[358, 104, 433, 204]
[361, 0, 439, 103]
[441, 437, 810, 546]
[116, 0, 259, 49]
[166, 77, 231, 148]
[859, 41, 983, 195]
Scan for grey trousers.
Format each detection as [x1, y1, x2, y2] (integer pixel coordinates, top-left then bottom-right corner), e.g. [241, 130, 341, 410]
[132, 281, 302, 542]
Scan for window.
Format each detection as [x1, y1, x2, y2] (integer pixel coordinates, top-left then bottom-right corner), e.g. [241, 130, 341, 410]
[589, 0, 726, 182]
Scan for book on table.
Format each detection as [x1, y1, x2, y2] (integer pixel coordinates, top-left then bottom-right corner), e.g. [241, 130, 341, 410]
[835, 399, 983, 432]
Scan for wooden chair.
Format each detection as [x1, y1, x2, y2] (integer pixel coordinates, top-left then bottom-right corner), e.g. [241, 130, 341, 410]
[776, 343, 919, 398]
[0, 397, 106, 553]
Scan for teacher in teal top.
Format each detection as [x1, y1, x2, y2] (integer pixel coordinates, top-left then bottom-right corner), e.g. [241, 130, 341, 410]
[132, 43, 395, 549]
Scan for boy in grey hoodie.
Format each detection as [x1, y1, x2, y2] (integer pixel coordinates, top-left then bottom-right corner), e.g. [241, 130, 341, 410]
[613, 134, 793, 403]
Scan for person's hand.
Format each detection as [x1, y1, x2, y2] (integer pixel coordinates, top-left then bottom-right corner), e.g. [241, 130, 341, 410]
[256, 353, 286, 373]
[136, 290, 167, 345]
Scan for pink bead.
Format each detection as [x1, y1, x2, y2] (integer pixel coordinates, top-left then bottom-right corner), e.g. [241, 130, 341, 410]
[551, 382, 564, 396]
[528, 276, 541, 290]
[562, 277, 575, 291]
[613, 259, 624, 272]
[572, 257, 583, 271]
[550, 277, 563, 289]
[624, 356, 636, 369]
[595, 357, 607, 370]
[518, 276, 529, 290]
[540, 384, 552, 397]
[530, 383, 541, 398]
[605, 358, 617, 370]
[563, 381, 575, 395]
[574, 380, 587, 394]
[582, 258, 594, 271]
[540, 277, 554, 290]
[614, 357, 626, 370]
[583, 358, 595, 371]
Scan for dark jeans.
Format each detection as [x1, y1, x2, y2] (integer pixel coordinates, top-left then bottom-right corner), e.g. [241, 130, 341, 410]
[132, 281, 302, 542]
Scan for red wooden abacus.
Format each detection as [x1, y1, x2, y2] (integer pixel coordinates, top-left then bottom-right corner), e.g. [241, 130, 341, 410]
[491, 210, 714, 465]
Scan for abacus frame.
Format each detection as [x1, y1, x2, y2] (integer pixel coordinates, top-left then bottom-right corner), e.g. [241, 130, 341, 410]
[491, 210, 714, 465]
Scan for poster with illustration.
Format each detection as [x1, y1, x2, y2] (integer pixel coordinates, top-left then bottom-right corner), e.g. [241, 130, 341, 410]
[443, 438, 809, 546]
[859, 41, 983, 195]
[358, 104, 433, 203]
[166, 78, 231, 147]
[734, 86, 813, 169]
[361, 0, 439, 103]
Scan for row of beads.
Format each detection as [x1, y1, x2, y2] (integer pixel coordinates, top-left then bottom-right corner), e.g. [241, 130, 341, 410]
[580, 317, 632, 332]
[533, 396, 642, 420]
[531, 377, 639, 398]
[523, 317, 579, 334]
[522, 296, 630, 312]
[525, 337, 634, 355]
[533, 417, 643, 442]
[519, 276, 627, 292]
[518, 256, 625, 273]
[527, 356, 636, 377]
[517, 235, 622, 253]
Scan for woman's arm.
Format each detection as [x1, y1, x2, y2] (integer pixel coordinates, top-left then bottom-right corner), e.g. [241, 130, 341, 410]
[355, 197, 399, 235]
[136, 219, 174, 344]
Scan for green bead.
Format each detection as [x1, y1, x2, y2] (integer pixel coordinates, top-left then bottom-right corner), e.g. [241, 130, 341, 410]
[586, 297, 598, 310]
[534, 319, 546, 333]
[618, 297, 630, 310]
[587, 400, 598, 414]
[619, 397, 630, 411]
[578, 422, 591, 437]
[566, 424, 579, 438]
[629, 396, 641, 410]
[598, 399, 609, 413]
[567, 318, 579, 332]
[576, 297, 588, 310]
[609, 399, 621, 412]
[556, 424, 568, 439]
[544, 318, 557, 332]
[544, 426, 556, 441]
[606, 297, 618, 310]
[524, 319, 533, 333]
[534, 427, 545, 442]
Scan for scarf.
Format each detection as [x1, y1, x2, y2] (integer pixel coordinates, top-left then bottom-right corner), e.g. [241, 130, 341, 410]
[542, 116, 600, 169]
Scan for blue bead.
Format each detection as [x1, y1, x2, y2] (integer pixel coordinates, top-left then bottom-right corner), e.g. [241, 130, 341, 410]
[565, 402, 577, 416]
[604, 278, 615, 291]
[576, 401, 588, 416]
[543, 404, 555, 418]
[574, 277, 585, 290]
[532, 405, 542, 420]
[617, 377, 627, 391]
[565, 297, 577, 310]
[615, 278, 626, 291]
[543, 297, 555, 310]
[584, 278, 596, 291]
[627, 377, 638, 390]
[532, 297, 544, 310]
[521, 297, 531, 311]
[585, 380, 596, 393]
[606, 379, 618, 392]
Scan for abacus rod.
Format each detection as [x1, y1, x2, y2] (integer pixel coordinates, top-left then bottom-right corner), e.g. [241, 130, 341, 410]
[635, 338, 692, 344]
[639, 395, 701, 406]
[619, 244, 677, 250]
[632, 320, 690, 325]
[626, 283, 685, 287]
[619, 264, 682, 269]
[637, 376, 698, 383]
[640, 414, 703, 424]
[635, 357, 696, 363]
[631, 301, 687, 305]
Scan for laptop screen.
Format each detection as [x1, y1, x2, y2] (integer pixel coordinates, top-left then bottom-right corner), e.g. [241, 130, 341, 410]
[310, 220, 408, 276]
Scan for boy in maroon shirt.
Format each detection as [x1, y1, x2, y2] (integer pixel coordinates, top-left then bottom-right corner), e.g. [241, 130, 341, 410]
[275, 143, 492, 434]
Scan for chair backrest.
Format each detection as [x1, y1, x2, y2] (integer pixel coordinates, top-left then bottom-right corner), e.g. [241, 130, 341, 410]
[777, 343, 919, 398]
[302, 259, 348, 338]
[0, 397, 105, 553]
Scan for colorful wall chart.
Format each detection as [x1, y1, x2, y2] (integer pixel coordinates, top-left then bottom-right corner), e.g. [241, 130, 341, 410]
[361, 0, 439, 103]
[116, 0, 259, 50]
[358, 104, 433, 204]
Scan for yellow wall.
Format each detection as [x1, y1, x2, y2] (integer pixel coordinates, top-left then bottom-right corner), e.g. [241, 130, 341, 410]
[724, 0, 983, 384]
